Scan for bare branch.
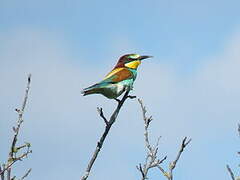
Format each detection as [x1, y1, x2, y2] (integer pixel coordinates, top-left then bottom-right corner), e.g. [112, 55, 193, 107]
[81, 90, 135, 180]
[136, 164, 145, 179]
[226, 165, 235, 180]
[167, 137, 191, 180]
[9, 74, 31, 158]
[137, 99, 167, 180]
[227, 123, 240, 179]
[138, 99, 191, 180]
[157, 165, 169, 179]
[0, 74, 32, 180]
[97, 107, 108, 125]
[0, 146, 32, 176]
[20, 168, 32, 180]
[170, 137, 192, 170]
[0, 165, 4, 180]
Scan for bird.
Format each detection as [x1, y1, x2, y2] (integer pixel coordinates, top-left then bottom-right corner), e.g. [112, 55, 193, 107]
[81, 54, 152, 100]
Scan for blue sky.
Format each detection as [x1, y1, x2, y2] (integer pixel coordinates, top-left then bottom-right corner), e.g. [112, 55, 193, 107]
[1, 0, 240, 180]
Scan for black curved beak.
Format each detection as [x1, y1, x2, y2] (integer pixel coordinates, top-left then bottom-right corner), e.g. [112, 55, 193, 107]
[139, 55, 153, 60]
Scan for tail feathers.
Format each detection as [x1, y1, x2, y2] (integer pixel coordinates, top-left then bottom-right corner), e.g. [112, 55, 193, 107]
[81, 83, 100, 96]
[81, 88, 96, 96]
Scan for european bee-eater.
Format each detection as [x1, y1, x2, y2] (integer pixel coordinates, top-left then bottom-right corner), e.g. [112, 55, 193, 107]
[81, 54, 152, 100]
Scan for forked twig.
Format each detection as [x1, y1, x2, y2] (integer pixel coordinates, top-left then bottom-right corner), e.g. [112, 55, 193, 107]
[81, 91, 136, 180]
[137, 99, 191, 180]
[157, 137, 191, 180]
[137, 99, 167, 180]
[0, 74, 32, 180]
[97, 107, 108, 125]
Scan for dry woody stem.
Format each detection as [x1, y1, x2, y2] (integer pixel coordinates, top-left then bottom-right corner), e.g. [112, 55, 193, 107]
[137, 99, 167, 180]
[137, 99, 191, 180]
[226, 165, 235, 180]
[226, 123, 240, 180]
[157, 137, 191, 180]
[0, 74, 32, 180]
[80, 91, 135, 180]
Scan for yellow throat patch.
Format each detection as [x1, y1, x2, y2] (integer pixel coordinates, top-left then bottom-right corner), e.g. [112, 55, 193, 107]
[125, 60, 141, 69]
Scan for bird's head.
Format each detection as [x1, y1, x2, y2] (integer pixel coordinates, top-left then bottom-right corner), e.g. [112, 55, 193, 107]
[115, 54, 153, 69]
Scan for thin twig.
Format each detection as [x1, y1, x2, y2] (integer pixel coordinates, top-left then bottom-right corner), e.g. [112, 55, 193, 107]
[167, 137, 191, 180]
[97, 107, 108, 125]
[0, 74, 32, 179]
[137, 99, 167, 180]
[20, 168, 32, 180]
[81, 90, 135, 180]
[0, 148, 32, 176]
[10, 74, 31, 157]
[170, 137, 192, 170]
[226, 165, 235, 180]
[138, 99, 191, 180]
[0, 166, 4, 180]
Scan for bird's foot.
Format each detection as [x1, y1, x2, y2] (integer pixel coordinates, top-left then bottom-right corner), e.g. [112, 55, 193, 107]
[114, 98, 121, 103]
[127, 85, 133, 91]
[127, 95, 136, 99]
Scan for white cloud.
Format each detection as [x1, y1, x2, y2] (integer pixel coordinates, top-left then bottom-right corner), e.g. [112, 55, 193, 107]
[1, 28, 240, 180]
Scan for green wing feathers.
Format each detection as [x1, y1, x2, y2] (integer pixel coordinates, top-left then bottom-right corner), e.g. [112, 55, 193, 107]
[81, 67, 136, 97]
